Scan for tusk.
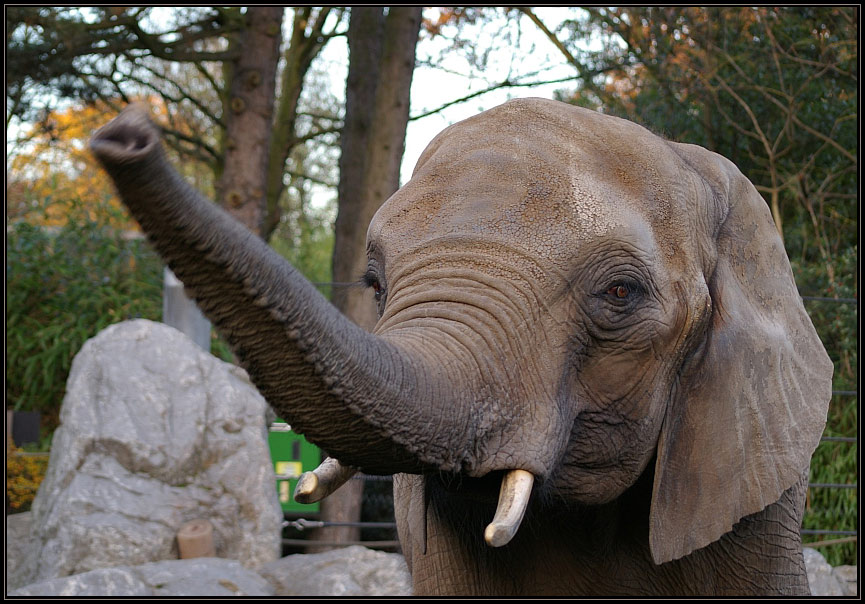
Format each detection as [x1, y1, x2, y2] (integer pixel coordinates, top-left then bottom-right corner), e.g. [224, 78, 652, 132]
[294, 457, 357, 504]
[484, 469, 534, 547]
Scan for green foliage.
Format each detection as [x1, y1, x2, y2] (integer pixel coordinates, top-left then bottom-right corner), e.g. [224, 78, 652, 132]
[270, 211, 335, 299]
[6, 196, 163, 429]
[805, 436, 858, 566]
[793, 247, 858, 394]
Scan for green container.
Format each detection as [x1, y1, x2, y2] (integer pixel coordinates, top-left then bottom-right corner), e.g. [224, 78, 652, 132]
[268, 419, 321, 513]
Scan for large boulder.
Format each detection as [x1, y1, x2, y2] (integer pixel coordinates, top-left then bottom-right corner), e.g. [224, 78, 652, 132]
[257, 546, 412, 596]
[12, 320, 282, 589]
[7, 548, 410, 597]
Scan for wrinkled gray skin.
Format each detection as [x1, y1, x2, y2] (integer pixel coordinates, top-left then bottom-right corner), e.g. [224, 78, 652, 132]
[90, 98, 832, 596]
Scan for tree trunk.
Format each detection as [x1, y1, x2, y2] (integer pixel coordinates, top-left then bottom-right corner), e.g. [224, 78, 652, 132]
[216, 6, 284, 236]
[310, 5, 422, 551]
[332, 6, 421, 329]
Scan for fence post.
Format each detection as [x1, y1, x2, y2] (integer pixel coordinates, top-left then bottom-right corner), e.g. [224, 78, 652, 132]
[162, 267, 211, 352]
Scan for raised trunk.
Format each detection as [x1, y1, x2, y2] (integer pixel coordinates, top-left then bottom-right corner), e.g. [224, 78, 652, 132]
[90, 105, 475, 475]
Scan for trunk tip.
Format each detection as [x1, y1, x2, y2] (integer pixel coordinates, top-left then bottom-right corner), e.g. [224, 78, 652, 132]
[90, 103, 160, 165]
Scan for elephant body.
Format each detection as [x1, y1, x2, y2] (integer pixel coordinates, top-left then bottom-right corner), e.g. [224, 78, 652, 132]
[90, 98, 831, 596]
[396, 470, 811, 596]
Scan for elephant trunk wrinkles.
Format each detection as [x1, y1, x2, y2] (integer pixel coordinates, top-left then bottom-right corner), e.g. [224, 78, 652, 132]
[89, 106, 478, 475]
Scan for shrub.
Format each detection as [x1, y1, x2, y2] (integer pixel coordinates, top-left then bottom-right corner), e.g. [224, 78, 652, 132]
[6, 445, 50, 513]
[6, 197, 163, 430]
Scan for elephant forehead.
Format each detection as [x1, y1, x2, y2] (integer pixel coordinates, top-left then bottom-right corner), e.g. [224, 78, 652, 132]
[376, 151, 624, 248]
[370, 100, 686, 268]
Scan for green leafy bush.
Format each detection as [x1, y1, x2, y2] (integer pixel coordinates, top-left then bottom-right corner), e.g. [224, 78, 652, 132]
[6, 197, 163, 430]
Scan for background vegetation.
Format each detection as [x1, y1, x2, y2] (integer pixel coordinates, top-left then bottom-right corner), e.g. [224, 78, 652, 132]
[6, 196, 163, 427]
[6, 6, 856, 565]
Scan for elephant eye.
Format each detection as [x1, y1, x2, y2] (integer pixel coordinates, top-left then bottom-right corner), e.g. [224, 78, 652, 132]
[601, 280, 643, 305]
[607, 284, 630, 299]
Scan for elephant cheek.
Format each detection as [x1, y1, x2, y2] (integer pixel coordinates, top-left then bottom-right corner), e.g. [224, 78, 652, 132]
[555, 420, 660, 504]
[553, 364, 672, 503]
[578, 346, 665, 418]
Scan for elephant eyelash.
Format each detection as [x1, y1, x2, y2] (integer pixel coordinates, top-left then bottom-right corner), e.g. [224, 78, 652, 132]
[361, 270, 385, 301]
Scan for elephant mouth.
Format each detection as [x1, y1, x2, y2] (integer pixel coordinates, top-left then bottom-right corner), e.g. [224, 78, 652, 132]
[435, 470, 508, 503]
[296, 460, 534, 548]
[434, 469, 536, 547]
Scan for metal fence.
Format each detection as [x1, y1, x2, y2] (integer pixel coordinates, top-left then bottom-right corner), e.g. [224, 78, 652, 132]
[798, 294, 858, 552]
[282, 473, 400, 551]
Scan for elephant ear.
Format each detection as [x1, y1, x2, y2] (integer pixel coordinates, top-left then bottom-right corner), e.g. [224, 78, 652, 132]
[649, 144, 833, 564]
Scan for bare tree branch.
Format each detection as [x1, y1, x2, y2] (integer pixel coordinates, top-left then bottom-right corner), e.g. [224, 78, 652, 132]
[410, 74, 579, 121]
[286, 169, 338, 188]
[294, 124, 342, 144]
[517, 7, 584, 73]
[122, 15, 241, 63]
[711, 44, 856, 164]
[135, 61, 224, 127]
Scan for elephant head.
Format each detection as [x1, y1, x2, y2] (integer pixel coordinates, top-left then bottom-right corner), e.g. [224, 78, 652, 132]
[90, 98, 831, 593]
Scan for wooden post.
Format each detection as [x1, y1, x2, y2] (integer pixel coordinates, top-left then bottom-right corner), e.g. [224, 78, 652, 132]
[177, 519, 216, 559]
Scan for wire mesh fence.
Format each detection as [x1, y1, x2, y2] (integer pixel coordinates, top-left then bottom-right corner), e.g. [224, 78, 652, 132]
[800, 295, 858, 557]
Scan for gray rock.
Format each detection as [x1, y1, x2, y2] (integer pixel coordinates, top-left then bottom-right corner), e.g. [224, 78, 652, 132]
[803, 547, 845, 596]
[833, 565, 857, 597]
[13, 320, 282, 589]
[145, 558, 274, 596]
[8, 567, 152, 597]
[8, 558, 273, 597]
[256, 546, 412, 596]
[6, 512, 34, 589]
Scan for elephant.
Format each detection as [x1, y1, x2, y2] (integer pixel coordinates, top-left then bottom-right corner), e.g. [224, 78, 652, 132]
[90, 97, 832, 596]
